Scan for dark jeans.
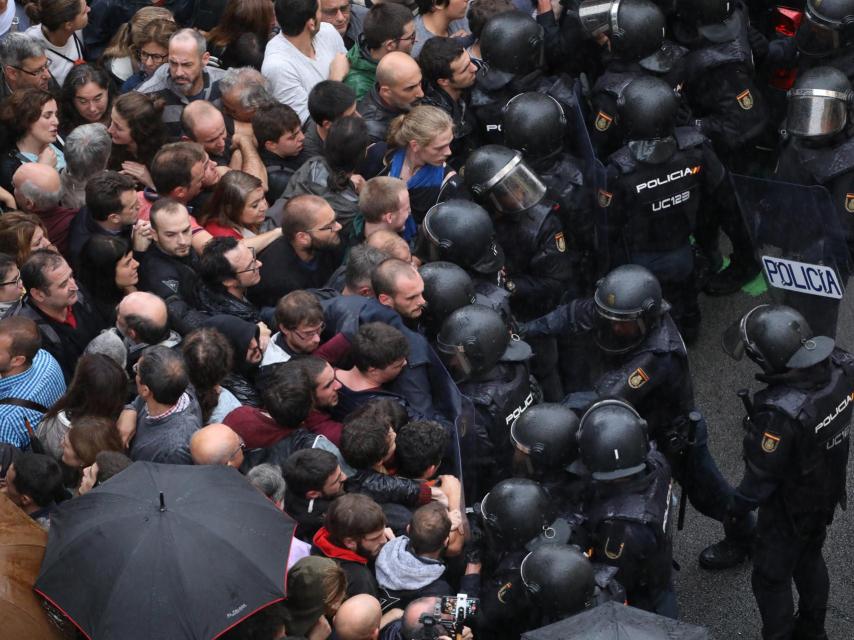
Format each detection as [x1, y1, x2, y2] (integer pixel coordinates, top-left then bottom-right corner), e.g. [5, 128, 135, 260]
[752, 506, 830, 640]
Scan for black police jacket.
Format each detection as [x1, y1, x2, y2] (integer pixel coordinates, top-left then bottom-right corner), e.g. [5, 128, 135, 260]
[495, 201, 574, 320]
[732, 349, 854, 531]
[601, 127, 727, 255]
[583, 450, 673, 612]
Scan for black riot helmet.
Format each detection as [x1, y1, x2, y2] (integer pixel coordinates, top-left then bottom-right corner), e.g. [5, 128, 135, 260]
[510, 403, 580, 469]
[798, 0, 854, 56]
[480, 478, 556, 548]
[436, 304, 531, 381]
[722, 304, 835, 374]
[463, 145, 547, 214]
[521, 545, 596, 616]
[593, 264, 666, 354]
[419, 262, 477, 335]
[579, 0, 666, 62]
[480, 12, 545, 88]
[577, 399, 649, 480]
[617, 75, 678, 140]
[422, 200, 505, 275]
[675, 0, 732, 26]
[501, 93, 566, 163]
[787, 66, 853, 139]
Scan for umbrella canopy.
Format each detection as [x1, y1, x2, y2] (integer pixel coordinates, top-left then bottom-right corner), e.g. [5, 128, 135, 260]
[521, 602, 711, 640]
[0, 493, 64, 639]
[35, 462, 296, 640]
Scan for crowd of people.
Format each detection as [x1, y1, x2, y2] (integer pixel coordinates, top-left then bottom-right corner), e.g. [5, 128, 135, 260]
[0, 0, 853, 638]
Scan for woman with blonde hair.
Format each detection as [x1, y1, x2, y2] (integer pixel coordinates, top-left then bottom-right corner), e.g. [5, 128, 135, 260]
[384, 104, 465, 223]
[101, 6, 174, 87]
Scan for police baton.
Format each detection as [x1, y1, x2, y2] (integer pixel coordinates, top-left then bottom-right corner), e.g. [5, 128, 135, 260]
[677, 411, 701, 531]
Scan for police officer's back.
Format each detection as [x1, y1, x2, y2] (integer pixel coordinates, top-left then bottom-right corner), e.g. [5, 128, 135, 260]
[723, 304, 853, 640]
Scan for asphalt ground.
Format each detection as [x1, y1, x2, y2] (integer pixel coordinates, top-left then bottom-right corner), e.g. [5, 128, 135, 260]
[672, 281, 854, 639]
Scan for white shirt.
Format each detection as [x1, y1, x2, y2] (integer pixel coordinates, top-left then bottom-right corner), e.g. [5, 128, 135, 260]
[262, 22, 346, 124]
[25, 25, 84, 86]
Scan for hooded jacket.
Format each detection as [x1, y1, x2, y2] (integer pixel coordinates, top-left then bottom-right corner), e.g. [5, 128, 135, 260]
[202, 315, 261, 406]
[312, 527, 379, 598]
[344, 41, 378, 101]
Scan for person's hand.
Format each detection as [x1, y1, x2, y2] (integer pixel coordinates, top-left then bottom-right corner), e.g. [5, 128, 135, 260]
[306, 615, 332, 640]
[350, 173, 366, 193]
[450, 29, 469, 38]
[449, 508, 463, 531]
[78, 463, 99, 495]
[430, 486, 450, 508]
[37, 145, 57, 167]
[0, 186, 16, 210]
[132, 220, 153, 252]
[121, 161, 154, 189]
[384, 526, 396, 542]
[257, 321, 271, 351]
[439, 629, 472, 640]
[329, 52, 349, 80]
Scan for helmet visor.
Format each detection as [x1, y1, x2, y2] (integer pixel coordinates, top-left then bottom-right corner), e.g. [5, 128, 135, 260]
[721, 314, 748, 361]
[786, 89, 849, 137]
[797, 20, 840, 56]
[593, 312, 646, 353]
[482, 156, 547, 214]
[436, 336, 473, 381]
[579, 0, 619, 37]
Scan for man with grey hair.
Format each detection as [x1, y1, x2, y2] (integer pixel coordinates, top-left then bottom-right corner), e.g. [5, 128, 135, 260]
[219, 66, 276, 124]
[60, 123, 112, 209]
[12, 163, 76, 257]
[138, 28, 226, 139]
[247, 463, 287, 507]
[0, 32, 56, 99]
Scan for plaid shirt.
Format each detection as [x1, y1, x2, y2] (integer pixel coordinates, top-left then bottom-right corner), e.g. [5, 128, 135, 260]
[0, 350, 66, 449]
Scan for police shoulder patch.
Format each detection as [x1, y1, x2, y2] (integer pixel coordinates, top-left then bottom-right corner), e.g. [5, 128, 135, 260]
[845, 193, 854, 213]
[597, 189, 613, 207]
[555, 231, 566, 252]
[595, 111, 613, 132]
[761, 432, 780, 453]
[628, 367, 649, 389]
[736, 89, 754, 110]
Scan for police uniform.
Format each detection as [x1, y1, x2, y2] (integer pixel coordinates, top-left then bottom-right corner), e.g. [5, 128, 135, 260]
[583, 449, 676, 617]
[729, 349, 854, 639]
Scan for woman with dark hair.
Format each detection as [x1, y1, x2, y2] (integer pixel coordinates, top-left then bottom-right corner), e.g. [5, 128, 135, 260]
[0, 88, 64, 191]
[61, 415, 124, 470]
[76, 235, 138, 324]
[181, 327, 242, 424]
[106, 91, 166, 189]
[0, 211, 54, 265]
[36, 353, 128, 460]
[206, 0, 273, 70]
[201, 170, 274, 240]
[23, 0, 89, 85]
[59, 63, 113, 136]
[282, 116, 370, 236]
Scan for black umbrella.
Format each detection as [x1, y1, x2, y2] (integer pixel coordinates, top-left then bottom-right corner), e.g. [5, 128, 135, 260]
[521, 602, 712, 640]
[35, 462, 296, 640]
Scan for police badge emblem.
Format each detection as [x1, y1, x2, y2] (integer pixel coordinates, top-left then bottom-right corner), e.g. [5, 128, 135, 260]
[761, 432, 780, 453]
[597, 189, 613, 207]
[628, 368, 649, 389]
[736, 89, 754, 110]
[845, 193, 854, 213]
[595, 111, 613, 132]
[554, 232, 566, 252]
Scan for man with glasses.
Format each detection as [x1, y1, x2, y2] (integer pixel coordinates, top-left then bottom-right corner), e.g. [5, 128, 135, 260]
[189, 423, 246, 467]
[320, 0, 368, 50]
[250, 195, 343, 309]
[0, 33, 57, 100]
[197, 236, 266, 326]
[344, 2, 416, 100]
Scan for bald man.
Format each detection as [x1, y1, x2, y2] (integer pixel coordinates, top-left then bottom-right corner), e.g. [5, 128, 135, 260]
[366, 229, 413, 264]
[399, 597, 473, 640]
[11, 163, 75, 257]
[190, 423, 245, 467]
[333, 594, 382, 640]
[358, 51, 424, 142]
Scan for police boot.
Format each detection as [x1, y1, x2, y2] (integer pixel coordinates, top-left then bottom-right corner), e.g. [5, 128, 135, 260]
[703, 256, 761, 296]
[698, 538, 750, 570]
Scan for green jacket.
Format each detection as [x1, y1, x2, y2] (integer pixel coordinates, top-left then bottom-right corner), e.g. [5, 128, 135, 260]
[344, 43, 378, 101]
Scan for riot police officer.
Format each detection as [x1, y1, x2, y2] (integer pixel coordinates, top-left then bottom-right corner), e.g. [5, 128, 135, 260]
[722, 304, 854, 640]
[797, 0, 854, 79]
[437, 304, 534, 493]
[521, 264, 754, 570]
[464, 144, 573, 400]
[419, 199, 514, 325]
[418, 261, 477, 341]
[471, 12, 580, 148]
[576, 398, 675, 617]
[600, 76, 736, 336]
[510, 403, 586, 512]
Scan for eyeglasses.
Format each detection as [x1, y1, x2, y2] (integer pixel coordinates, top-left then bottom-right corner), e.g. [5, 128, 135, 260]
[234, 247, 259, 274]
[321, 3, 350, 15]
[137, 50, 168, 64]
[308, 218, 339, 233]
[395, 32, 417, 44]
[292, 322, 325, 341]
[0, 275, 21, 287]
[9, 60, 52, 76]
[228, 438, 246, 462]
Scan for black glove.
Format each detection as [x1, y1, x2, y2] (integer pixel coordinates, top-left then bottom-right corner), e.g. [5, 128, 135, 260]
[748, 27, 769, 61]
[675, 100, 693, 127]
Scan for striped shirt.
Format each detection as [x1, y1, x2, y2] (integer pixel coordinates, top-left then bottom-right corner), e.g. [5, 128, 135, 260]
[0, 349, 66, 449]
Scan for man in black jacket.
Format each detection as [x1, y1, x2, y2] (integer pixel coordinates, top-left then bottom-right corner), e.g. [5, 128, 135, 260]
[282, 447, 348, 542]
[358, 52, 424, 143]
[196, 236, 264, 324]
